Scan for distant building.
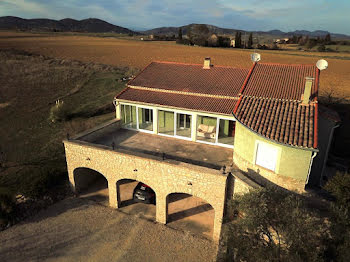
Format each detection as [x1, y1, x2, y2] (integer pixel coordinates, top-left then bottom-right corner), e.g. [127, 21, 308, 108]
[274, 38, 289, 44]
[208, 33, 219, 47]
[230, 39, 235, 47]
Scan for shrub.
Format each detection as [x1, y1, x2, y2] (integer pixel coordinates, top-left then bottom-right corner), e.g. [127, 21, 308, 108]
[324, 172, 350, 261]
[317, 44, 326, 52]
[0, 187, 15, 226]
[49, 100, 70, 122]
[225, 187, 327, 262]
[17, 165, 67, 198]
[325, 172, 350, 207]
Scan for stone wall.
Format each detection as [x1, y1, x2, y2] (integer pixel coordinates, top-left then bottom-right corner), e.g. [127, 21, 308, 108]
[64, 139, 254, 242]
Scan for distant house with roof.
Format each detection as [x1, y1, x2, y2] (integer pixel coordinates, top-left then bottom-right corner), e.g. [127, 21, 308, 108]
[63, 56, 339, 241]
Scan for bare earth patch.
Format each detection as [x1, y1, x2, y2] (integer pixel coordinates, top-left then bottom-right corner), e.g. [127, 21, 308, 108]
[0, 197, 216, 262]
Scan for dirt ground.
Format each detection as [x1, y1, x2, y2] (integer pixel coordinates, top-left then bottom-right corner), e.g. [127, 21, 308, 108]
[0, 197, 217, 262]
[0, 32, 349, 99]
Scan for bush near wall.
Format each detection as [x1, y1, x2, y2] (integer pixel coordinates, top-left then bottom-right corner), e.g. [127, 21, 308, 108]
[0, 187, 16, 227]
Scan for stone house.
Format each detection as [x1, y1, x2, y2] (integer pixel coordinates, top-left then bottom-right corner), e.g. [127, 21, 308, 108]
[63, 57, 339, 241]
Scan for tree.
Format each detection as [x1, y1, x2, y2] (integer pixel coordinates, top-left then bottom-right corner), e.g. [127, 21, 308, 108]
[186, 24, 209, 46]
[186, 27, 192, 41]
[325, 33, 331, 44]
[324, 172, 350, 262]
[225, 187, 327, 262]
[317, 44, 326, 52]
[305, 38, 317, 49]
[298, 35, 305, 45]
[178, 27, 182, 40]
[247, 33, 253, 49]
[235, 31, 242, 48]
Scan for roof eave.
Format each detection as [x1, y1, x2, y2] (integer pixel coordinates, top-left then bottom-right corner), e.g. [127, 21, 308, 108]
[232, 111, 319, 152]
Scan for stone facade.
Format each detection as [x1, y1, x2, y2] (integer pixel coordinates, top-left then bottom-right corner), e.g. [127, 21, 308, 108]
[64, 138, 255, 242]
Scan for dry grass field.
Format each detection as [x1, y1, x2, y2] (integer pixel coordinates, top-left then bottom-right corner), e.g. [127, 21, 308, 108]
[0, 49, 128, 212]
[0, 31, 349, 99]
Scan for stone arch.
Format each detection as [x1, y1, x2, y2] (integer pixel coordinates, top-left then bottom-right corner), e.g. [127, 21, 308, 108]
[165, 192, 215, 238]
[116, 178, 158, 207]
[73, 167, 108, 196]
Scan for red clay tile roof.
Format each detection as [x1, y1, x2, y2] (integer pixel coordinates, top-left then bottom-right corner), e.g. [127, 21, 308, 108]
[128, 61, 249, 97]
[243, 63, 318, 100]
[234, 96, 316, 148]
[116, 60, 321, 149]
[117, 87, 238, 115]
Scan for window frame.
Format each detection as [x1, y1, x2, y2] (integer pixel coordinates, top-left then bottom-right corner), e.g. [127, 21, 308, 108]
[254, 140, 281, 173]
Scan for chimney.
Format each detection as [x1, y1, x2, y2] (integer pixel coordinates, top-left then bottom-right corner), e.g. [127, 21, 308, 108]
[302, 77, 314, 104]
[203, 57, 211, 69]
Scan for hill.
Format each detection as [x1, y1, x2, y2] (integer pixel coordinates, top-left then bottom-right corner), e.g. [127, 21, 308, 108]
[0, 16, 135, 34]
[142, 24, 238, 36]
[142, 23, 350, 39]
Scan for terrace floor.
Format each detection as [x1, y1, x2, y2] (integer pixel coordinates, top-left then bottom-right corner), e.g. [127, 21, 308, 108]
[80, 128, 233, 169]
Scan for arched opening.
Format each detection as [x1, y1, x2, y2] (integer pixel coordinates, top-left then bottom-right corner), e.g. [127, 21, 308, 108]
[166, 193, 214, 238]
[116, 179, 156, 221]
[73, 167, 108, 205]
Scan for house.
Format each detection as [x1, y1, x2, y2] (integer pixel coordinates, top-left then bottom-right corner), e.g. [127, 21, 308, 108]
[230, 39, 235, 47]
[274, 38, 290, 44]
[63, 57, 338, 242]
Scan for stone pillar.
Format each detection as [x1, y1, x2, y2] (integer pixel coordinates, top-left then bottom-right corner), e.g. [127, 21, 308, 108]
[156, 192, 168, 224]
[116, 103, 121, 120]
[191, 113, 198, 142]
[153, 108, 158, 134]
[108, 180, 118, 208]
[67, 166, 76, 192]
[213, 208, 224, 242]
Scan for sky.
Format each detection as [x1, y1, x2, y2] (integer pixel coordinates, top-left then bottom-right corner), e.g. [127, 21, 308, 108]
[0, 0, 349, 34]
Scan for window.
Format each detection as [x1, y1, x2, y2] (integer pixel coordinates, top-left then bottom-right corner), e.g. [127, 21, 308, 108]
[158, 110, 174, 135]
[121, 105, 137, 129]
[176, 113, 191, 138]
[218, 119, 235, 145]
[196, 115, 217, 143]
[138, 108, 153, 131]
[255, 142, 279, 171]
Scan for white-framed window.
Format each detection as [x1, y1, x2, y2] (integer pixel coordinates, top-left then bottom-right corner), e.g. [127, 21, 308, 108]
[255, 141, 279, 172]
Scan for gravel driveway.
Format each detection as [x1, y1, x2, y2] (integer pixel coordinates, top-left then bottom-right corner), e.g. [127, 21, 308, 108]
[0, 197, 216, 262]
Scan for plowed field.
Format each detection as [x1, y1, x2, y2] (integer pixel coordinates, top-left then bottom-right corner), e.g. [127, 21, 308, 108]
[0, 32, 349, 98]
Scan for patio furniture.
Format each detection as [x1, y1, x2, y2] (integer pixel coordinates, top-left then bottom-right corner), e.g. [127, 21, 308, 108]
[197, 124, 216, 139]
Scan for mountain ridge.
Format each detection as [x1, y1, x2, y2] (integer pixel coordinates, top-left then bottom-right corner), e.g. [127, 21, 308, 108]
[0, 16, 349, 39]
[0, 16, 135, 34]
[141, 24, 350, 39]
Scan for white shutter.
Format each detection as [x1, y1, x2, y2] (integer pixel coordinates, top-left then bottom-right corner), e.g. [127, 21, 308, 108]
[255, 142, 278, 171]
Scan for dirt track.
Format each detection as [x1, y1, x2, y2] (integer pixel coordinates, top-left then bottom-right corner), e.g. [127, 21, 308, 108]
[0, 197, 216, 262]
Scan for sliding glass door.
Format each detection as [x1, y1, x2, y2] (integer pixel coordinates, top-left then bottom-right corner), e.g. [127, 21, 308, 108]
[196, 115, 217, 143]
[121, 104, 137, 129]
[176, 113, 191, 138]
[138, 107, 153, 131]
[158, 110, 174, 135]
[218, 119, 235, 146]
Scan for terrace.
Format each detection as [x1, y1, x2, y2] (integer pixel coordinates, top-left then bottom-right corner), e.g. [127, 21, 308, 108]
[76, 120, 233, 170]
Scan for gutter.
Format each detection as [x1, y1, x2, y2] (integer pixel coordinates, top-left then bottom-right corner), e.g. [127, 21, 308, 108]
[306, 151, 318, 184]
[319, 123, 340, 184]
